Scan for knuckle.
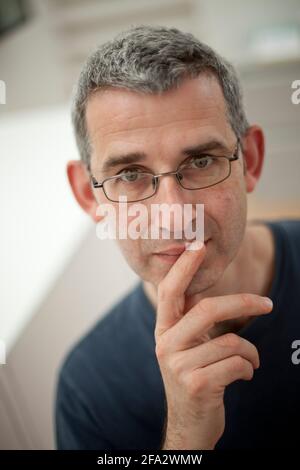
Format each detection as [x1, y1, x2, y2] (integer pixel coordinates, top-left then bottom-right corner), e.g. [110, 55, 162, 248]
[155, 341, 167, 360]
[237, 358, 254, 380]
[185, 372, 208, 398]
[229, 355, 247, 374]
[199, 297, 214, 314]
[168, 354, 185, 375]
[245, 363, 254, 380]
[240, 293, 254, 309]
[253, 347, 260, 364]
[247, 339, 259, 356]
[216, 332, 241, 350]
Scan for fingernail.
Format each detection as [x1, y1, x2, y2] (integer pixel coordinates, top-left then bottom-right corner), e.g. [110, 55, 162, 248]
[262, 297, 273, 309]
[185, 240, 204, 251]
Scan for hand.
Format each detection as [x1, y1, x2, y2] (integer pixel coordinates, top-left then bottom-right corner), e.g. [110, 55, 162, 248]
[154, 240, 273, 450]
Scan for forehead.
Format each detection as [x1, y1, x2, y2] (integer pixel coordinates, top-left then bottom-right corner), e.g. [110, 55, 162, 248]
[85, 75, 232, 157]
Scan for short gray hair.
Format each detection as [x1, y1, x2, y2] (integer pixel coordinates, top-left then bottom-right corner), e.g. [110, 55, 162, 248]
[71, 24, 249, 169]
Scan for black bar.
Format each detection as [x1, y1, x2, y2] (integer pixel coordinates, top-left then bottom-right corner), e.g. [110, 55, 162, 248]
[0, 450, 297, 468]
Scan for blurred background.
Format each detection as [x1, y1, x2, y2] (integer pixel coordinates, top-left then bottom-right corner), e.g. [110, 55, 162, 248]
[0, 0, 299, 449]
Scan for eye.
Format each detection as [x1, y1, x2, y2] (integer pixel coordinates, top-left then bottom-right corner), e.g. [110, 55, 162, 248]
[118, 168, 144, 183]
[189, 155, 215, 169]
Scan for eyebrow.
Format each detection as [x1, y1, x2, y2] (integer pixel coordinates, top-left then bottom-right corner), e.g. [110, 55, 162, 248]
[100, 139, 231, 174]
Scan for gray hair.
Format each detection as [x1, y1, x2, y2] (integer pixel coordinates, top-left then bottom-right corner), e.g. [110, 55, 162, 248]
[71, 24, 250, 170]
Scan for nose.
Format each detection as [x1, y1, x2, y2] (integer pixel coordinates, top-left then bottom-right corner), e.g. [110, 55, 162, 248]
[152, 172, 198, 238]
[155, 171, 186, 205]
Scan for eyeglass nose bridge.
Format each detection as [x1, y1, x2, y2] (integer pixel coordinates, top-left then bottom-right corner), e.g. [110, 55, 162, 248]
[152, 169, 184, 189]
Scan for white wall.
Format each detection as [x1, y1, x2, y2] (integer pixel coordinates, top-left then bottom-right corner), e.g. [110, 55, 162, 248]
[0, 105, 90, 353]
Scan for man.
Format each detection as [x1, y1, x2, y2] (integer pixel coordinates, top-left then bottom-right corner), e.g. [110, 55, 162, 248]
[55, 25, 300, 449]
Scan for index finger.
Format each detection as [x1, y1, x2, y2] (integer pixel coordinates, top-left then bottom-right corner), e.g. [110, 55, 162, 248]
[155, 239, 206, 337]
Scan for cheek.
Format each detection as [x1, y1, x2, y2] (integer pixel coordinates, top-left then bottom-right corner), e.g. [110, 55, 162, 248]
[186, 181, 247, 294]
[117, 238, 140, 261]
[203, 177, 247, 255]
[116, 238, 150, 278]
[213, 186, 246, 223]
[113, 203, 157, 279]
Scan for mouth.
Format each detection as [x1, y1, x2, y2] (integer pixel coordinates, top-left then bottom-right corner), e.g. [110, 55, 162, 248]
[153, 239, 210, 264]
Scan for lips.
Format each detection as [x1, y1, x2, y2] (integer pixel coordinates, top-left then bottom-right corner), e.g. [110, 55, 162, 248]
[156, 246, 186, 256]
[155, 239, 210, 256]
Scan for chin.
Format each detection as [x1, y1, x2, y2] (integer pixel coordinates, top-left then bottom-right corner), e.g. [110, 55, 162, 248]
[184, 270, 218, 297]
[184, 253, 229, 297]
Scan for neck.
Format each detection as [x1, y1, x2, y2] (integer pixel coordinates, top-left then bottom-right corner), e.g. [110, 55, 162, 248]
[143, 221, 275, 335]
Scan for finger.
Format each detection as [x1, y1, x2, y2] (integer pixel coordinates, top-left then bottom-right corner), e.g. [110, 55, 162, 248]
[173, 334, 260, 373]
[192, 355, 255, 393]
[155, 240, 206, 337]
[163, 293, 273, 351]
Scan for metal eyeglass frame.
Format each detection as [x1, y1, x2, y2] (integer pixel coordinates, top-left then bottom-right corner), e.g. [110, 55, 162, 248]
[89, 138, 241, 203]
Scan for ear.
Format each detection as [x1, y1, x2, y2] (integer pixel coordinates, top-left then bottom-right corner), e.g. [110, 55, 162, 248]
[242, 126, 265, 193]
[66, 160, 104, 223]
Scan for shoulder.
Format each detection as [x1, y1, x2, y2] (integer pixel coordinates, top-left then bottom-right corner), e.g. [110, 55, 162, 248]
[279, 219, 300, 240]
[54, 281, 156, 449]
[57, 282, 146, 388]
[266, 218, 300, 252]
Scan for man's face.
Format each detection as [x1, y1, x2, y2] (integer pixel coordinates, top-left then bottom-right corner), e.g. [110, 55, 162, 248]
[85, 75, 248, 296]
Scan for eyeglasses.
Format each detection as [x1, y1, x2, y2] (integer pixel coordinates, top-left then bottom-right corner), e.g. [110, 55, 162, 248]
[90, 139, 240, 203]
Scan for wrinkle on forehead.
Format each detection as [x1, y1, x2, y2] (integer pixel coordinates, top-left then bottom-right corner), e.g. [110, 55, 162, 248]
[85, 75, 233, 161]
[89, 105, 226, 141]
[87, 75, 226, 125]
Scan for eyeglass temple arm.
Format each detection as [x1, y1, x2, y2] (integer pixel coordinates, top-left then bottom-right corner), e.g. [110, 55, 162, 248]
[90, 175, 103, 188]
[229, 138, 241, 161]
[86, 165, 103, 188]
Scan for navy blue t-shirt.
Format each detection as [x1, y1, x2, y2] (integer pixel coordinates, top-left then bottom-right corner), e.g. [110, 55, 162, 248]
[55, 219, 300, 449]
